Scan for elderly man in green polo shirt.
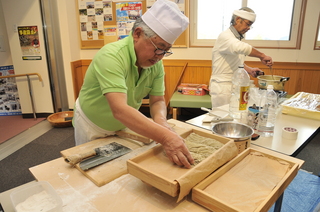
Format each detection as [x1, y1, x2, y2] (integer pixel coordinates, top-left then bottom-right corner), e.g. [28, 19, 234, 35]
[73, 0, 194, 168]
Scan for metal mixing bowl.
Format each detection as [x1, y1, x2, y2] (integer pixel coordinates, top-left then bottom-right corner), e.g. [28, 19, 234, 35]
[212, 122, 254, 141]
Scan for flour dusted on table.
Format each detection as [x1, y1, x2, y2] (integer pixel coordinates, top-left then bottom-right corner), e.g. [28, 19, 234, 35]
[16, 190, 58, 212]
[185, 133, 224, 165]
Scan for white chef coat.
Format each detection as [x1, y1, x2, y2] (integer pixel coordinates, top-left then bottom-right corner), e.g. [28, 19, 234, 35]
[210, 26, 252, 107]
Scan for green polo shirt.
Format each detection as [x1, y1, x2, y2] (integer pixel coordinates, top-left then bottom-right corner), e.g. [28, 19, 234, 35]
[78, 33, 165, 131]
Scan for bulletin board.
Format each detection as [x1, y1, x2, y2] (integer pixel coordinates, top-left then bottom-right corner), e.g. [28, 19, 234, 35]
[76, 0, 188, 49]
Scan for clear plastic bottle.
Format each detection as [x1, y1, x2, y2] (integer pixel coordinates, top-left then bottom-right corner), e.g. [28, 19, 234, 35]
[229, 65, 250, 123]
[257, 85, 278, 137]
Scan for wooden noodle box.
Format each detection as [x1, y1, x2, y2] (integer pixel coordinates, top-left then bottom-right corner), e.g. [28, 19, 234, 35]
[127, 128, 237, 200]
[192, 148, 301, 212]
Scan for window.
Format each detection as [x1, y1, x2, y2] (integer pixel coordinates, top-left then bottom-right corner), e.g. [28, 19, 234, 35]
[190, 0, 306, 49]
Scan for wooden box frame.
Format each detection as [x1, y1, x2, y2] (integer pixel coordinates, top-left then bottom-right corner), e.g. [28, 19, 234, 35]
[127, 129, 234, 197]
[192, 148, 300, 212]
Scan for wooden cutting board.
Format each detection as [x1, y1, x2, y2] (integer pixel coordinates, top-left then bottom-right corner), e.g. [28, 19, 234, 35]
[60, 123, 191, 187]
[60, 136, 156, 187]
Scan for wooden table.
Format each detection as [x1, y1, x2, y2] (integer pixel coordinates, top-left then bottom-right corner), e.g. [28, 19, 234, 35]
[1, 120, 304, 212]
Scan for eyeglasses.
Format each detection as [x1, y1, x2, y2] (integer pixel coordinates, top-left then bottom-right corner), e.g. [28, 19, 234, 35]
[149, 38, 173, 57]
[242, 19, 253, 29]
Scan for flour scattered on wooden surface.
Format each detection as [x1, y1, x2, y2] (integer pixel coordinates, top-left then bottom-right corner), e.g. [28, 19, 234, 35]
[15, 190, 57, 212]
[58, 172, 69, 180]
[185, 133, 224, 165]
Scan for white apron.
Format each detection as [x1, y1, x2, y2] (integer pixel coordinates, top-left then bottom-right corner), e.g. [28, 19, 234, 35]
[209, 74, 233, 107]
[74, 98, 115, 146]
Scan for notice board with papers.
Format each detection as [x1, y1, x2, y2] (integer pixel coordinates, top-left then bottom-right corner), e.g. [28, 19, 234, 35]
[76, 0, 188, 49]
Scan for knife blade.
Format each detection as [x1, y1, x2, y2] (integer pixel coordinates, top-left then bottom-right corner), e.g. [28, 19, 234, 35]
[64, 142, 132, 167]
[79, 142, 132, 171]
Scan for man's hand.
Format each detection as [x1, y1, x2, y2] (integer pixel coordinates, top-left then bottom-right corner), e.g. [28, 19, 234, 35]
[161, 133, 194, 168]
[106, 92, 194, 168]
[260, 54, 273, 67]
[246, 67, 264, 78]
[249, 48, 273, 67]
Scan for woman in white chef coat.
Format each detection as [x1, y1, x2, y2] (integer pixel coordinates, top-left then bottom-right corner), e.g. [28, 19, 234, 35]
[209, 7, 273, 107]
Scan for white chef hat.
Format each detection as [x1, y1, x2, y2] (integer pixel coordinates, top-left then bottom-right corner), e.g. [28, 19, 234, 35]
[233, 10, 256, 22]
[141, 0, 189, 44]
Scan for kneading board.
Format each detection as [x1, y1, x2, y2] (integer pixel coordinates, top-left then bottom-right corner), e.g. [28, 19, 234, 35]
[60, 125, 192, 187]
[60, 136, 156, 187]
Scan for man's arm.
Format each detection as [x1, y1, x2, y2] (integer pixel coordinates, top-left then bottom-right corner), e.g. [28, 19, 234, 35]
[249, 47, 273, 67]
[105, 92, 194, 168]
[244, 47, 273, 77]
[148, 95, 174, 131]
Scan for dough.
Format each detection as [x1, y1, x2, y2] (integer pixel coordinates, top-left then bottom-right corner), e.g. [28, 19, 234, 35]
[185, 133, 224, 165]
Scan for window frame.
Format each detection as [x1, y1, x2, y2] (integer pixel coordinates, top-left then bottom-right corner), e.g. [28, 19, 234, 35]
[314, 13, 320, 50]
[189, 0, 307, 49]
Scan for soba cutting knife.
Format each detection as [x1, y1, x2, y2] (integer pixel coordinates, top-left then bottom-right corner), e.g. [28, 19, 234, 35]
[65, 142, 132, 171]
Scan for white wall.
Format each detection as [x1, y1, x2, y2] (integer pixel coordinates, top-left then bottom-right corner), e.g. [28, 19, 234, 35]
[0, 0, 319, 114]
[0, 1, 12, 65]
[56, 0, 80, 108]
[1, 0, 53, 114]
[78, 0, 320, 62]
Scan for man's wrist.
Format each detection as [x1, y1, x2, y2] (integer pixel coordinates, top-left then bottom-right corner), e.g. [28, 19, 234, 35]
[259, 53, 267, 60]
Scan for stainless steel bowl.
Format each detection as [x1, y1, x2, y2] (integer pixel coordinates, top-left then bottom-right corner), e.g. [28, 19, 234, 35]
[212, 122, 254, 141]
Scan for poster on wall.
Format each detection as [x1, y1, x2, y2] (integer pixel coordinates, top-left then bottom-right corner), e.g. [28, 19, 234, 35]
[79, 0, 112, 41]
[77, 0, 186, 47]
[146, 0, 185, 12]
[0, 65, 21, 116]
[78, 1, 142, 41]
[17, 26, 41, 58]
[115, 2, 142, 40]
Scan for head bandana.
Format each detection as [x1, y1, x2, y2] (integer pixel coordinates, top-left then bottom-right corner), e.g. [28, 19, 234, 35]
[233, 10, 256, 22]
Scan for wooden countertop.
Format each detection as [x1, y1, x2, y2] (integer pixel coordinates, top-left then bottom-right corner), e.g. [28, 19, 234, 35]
[2, 119, 304, 211]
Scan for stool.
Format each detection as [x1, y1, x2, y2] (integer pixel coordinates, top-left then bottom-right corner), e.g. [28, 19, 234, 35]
[169, 91, 212, 119]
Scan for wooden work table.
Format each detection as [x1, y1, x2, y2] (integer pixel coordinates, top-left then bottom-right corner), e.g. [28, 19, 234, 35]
[1, 120, 304, 212]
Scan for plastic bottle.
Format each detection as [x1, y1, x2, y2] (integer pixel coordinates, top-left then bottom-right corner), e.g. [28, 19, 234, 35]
[257, 85, 278, 137]
[229, 65, 250, 123]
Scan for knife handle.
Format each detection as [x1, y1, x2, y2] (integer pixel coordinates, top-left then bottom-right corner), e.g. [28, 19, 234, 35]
[64, 149, 96, 166]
